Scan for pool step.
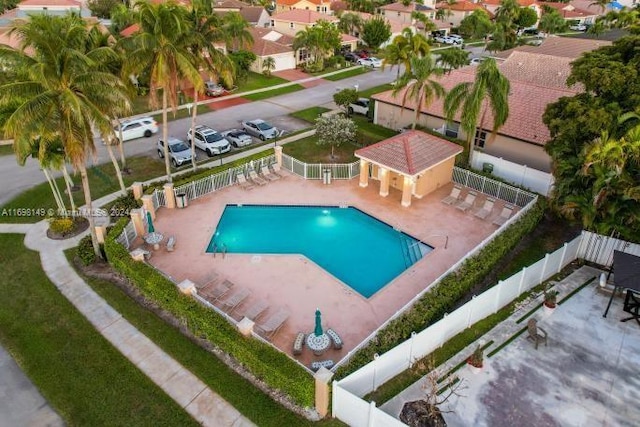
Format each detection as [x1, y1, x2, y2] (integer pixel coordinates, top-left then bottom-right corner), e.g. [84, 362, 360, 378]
[399, 235, 424, 268]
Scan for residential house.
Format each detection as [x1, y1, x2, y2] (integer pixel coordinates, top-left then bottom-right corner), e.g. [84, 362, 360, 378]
[275, 0, 334, 15]
[492, 35, 611, 59]
[479, 0, 542, 26]
[538, 2, 599, 25]
[434, 0, 492, 28]
[378, 1, 437, 26]
[248, 27, 298, 72]
[213, 0, 271, 28]
[0, 0, 91, 28]
[345, 11, 409, 48]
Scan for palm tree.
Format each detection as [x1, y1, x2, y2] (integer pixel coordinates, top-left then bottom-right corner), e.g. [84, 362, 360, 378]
[262, 57, 276, 76]
[437, 48, 470, 74]
[589, 0, 610, 14]
[538, 10, 569, 35]
[121, 0, 203, 182]
[393, 56, 445, 130]
[382, 28, 430, 75]
[587, 19, 607, 37]
[411, 11, 437, 35]
[0, 14, 131, 256]
[444, 58, 510, 165]
[382, 42, 409, 82]
[338, 12, 363, 35]
[222, 11, 253, 52]
[293, 21, 341, 70]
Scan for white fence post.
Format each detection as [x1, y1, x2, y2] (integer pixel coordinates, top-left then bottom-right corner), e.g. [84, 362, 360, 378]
[558, 243, 568, 273]
[408, 331, 416, 368]
[466, 295, 476, 327]
[540, 253, 550, 283]
[368, 401, 376, 427]
[494, 281, 502, 313]
[372, 354, 380, 392]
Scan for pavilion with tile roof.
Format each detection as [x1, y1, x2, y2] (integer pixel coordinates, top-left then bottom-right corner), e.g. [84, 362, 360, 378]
[355, 130, 463, 207]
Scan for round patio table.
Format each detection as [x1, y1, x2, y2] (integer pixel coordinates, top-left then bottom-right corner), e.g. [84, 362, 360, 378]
[144, 232, 164, 250]
[306, 333, 330, 356]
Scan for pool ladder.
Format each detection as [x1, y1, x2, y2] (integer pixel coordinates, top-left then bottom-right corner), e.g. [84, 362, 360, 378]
[212, 243, 227, 259]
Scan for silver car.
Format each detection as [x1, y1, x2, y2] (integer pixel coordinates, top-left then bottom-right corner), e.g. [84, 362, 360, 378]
[241, 119, 278, 140]
[157, 137, 194, 167]
[221, 129, 253, 147]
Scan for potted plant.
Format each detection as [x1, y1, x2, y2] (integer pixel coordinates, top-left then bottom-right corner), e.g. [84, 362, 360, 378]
[466, 345, 483, 374]
[543, 286, 558, 314]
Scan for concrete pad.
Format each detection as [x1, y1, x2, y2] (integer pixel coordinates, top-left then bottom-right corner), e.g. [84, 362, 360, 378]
[161, 367, 207, 408]
[135, 349, 182, 386]
[187, 388, 255, 427]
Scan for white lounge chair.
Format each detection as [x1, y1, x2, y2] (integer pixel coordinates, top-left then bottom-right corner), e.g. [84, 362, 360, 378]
[255, 308, 289, 339]
[474, 198, 495, 220]
[492, 205, 514, 226]
[271, 163, 286, 178]
[248, 170, 268, 186]
[199, 279, 234, 302]
[243, 300, 268, 320]
[261, 167, 280, 181]
[456, 191, 477, 212]
[441, 186, 462, 205]
[236, 173, 255, 190]
[220, 288, 250, 313]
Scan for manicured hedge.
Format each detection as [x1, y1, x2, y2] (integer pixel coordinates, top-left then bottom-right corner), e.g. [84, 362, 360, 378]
[335, 197, 546, 378]
[105, 219, 314, 408]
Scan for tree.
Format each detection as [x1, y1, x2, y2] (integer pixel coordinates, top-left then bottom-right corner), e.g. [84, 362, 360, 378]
[229, 50, 257, 81]
[87, 0, 122, 19]
[333, 88, 359, 116]
[110, 3, 135, 35]
[222, 11, 253, 52]
[0, 14, 131, 257]
[444, 58, 510, 165]
[361, 15, 391, 50]
[0, 0, 19, 13]
[437, 48, 470, 74]
[262, 56, 275, 76]
[538, 10, 568, 35]
[330, 0, 348, 16]
[411, 11, 436, 35]
[315, 115, 356, 159]
[515, 7, 538, 29]
[459, 10, 494, 40]
[121, 0, 203, 183]
[338, 12, 363, 35]
[394, 56, 445, 130]
[382, 28, 430, 75]
[293, 20, 341, 71]
[587, 18, 608, 37]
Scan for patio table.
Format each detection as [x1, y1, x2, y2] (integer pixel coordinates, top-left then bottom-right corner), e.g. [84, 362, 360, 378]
[144, 232, 164, 250]
[306, 333, 330, 356]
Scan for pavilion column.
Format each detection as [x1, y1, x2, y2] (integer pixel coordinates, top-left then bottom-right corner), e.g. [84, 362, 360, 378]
[379, 167, 390, 197]
[359, 160, 369, 187]
[401, 176, 413, 207]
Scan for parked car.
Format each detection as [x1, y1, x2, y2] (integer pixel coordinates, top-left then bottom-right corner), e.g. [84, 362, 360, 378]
[221, 129, 253, 148]
[157, 137, 193, 167]
[569, 23, 587, 31]
[448, 34, 464, 42]
[344, 52, 360, 62]
[204, 81, 225, 97]
[357, 57, 382, 68]
[354, 50, 369, 59]
[187, 125, 231, 157]
[470, 57, 486, 66]
[241, 119, 278, 140]
[348, 98, 370, 116]
[108, 117, 158, 143]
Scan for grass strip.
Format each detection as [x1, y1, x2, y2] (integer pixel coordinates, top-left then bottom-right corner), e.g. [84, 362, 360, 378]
[66, 249, 345, 426]
[290, 107, 331, 124]
[0, 144, 13, 156]
[437, 377, 460, 396]
[486, 328, 527, 358]
[323, 67, 369, 81]
[244, 84, 305, 101]
[0, 234, 197, 426]
[437, 340, 494, 383]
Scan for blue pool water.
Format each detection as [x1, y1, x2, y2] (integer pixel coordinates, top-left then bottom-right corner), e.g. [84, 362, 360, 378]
[208, 205, 432, 298]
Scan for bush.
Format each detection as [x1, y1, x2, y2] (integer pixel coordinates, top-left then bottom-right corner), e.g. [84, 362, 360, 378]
[77, 235, 97, 266]
[104, 220, 314, 408]
[108, 192, 142, 218]
[49, 217, 75, 235]
[335, 197, 546, 378]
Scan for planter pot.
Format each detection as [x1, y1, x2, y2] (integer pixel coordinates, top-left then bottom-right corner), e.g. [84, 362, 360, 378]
[467, 363, 483, 375]
[543, 303, 556, 315]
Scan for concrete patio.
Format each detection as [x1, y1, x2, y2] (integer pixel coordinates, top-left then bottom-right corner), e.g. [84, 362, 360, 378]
[144, 173, 510, 368]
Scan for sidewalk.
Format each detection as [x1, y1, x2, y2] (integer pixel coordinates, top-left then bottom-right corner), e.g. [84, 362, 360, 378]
[0, 221, 255, 427]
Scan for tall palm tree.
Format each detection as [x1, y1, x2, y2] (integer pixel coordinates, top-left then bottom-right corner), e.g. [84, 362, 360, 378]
[0, 14, 131, 256]
[437, 48, 470, 74]
[338, 12, 363, 35]
[121, 0, 203, 182]
[393, 56, 445, 130]
[262, 57, 276, 76]
[382, 28, 430, 75]
[222, 11, 253, 52]
[444, 58, 510, 165]
[382, 42, 409, 82]
[411, 11, 437, 35]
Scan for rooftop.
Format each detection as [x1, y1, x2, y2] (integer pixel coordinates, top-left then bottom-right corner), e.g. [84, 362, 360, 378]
[493, 36, 611, 59]
[436, 0, 489, 12]
[498, 50, 580, 91]
[270, 9, 338, 23]
[379, 1, 434, 12]
[538, 1, 598, 18]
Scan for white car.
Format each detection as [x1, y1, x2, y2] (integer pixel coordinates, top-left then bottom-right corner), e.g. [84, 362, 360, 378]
[221, 129, 253, 148]
[357, 57, 382, 68]
[157, 137, 193, 168]
[470, 57, 486, 66]
[242, 119, 278, 140]
[348, 98, 370, 116]
[570, 24, 587, 31]
[187, 125, 231, 157]
[109, 117, 158, 143]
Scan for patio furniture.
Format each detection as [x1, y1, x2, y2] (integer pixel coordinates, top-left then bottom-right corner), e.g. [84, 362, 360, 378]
[492, 205, 514, 226]
[271, 164, 286, 178]
[604, 251, 640, 319]
[306, 332, 331, 356]
[311, 360, 334, 372]
[293, 332, 305, 355]
[199, 279, 234, 302]
[441, 186, 462, 205]
[166, 235, 176, 252]
[196, 273, 220, 290]
[220, 288, 250, 313]
[474, 198, 495, 220]
[248, 170, 268, 186]
[456, 191, 477, 212]
[236, 173, 255, 190]
[527, 319, 547, 350]
[621, 289, 640, 325]
[255, 308, 289, 339]
[130, 248, 151, 261]
[326, 328, 343, 350]
[243, 300, 268, 321]
[144, 231, 164, 250]
[261, 167, 280, 181]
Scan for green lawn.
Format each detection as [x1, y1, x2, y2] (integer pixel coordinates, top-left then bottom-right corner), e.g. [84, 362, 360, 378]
[0, 144, 13, 156]
[152, 104, 211, 123]
[312, 66, 370, 81]
[243, 84, 305, 101]
[358, 83, 394, 99]
[236, 72, 291, 92]
[290, 107, 331, 124]
[0, 155, 166, 224]
[66, 249, 344, 427]
[0, 234, 197, 426]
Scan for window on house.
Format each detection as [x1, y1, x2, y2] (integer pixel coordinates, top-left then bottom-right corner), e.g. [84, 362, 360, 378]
[474, 129, 488, 148]
[270, 20, 274, 26]
[316, 6, 320, 11]
[445, 123, 459, 138]
[290, 22, 294, 28]
[397, 12, 401, 16]
[298, 49, 309, 62]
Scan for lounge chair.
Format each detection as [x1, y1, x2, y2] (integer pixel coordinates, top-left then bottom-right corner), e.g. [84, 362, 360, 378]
[474, 198, 495, 220]
[441, 186, 462, 205]
[255, 308, 289, 339]
[311, 360, 334, 371]
[456, 191, 477, 212]
[243, 300, 268, 321]
[527, 318, 548, 350]
[271, 163, 286, 178]
[492, 205, 514, 226]
[261, 167, 280, 181]
[196, 273, 220, 290]
[293, 332, 305, 355]
[326, 328, 343, 350]
[199, 279, 234, 302]
[236, 173, 255, 190]
[220, 288, 250, 313]
[166, 235, 176, 252]
[248, 170, 268, 186]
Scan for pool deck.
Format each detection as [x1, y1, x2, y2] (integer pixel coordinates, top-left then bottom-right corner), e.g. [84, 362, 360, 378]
[145, 173, 509, 369]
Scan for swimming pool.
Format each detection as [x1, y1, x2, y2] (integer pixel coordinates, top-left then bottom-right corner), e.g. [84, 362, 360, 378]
[207, 205, 432, 298]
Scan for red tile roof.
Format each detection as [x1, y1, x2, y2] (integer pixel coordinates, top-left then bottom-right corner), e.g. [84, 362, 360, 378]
[18, 0, 81, 6]
[248, 27, 294, 56]
[271, 9, 338, 23]
[498, 51, 580, 91]
[120, 23, 139, 37]
[539, 2, 597, 18]
[380, 1, 434, 12]
[493, 36, 611, 59]
[372, 67, 578, 146]
[481, 0, 537, 5]
[355, 130, 463, 176]
[436, 0, 487, 12]
[277, 0, 324, 5]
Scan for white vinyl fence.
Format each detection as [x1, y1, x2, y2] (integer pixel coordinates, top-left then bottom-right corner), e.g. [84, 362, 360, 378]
[471, 152, 555, 197]
[281, 154, 360, 180]
[577, 230, 640, 267]
[452, 167, 536, 207]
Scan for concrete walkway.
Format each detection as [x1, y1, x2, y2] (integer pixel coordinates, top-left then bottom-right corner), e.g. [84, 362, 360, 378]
[0, 222, 255, 427]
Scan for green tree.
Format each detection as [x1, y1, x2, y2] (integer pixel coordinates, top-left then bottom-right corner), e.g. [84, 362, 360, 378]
[315, 115, 356, 159]
[262, 56, 276, 76]
[437, 48, 470, 74]
[361, 15, 391, 50]
[110, 3, 135, 35]
[338, 12, 363, 35]
[87, 0, 122, 19]
[121, 0, 202, 182]
[393, 56, 445, 130]
[411, 11, 436, 35]
[515, 7, 538, 29]
[229, 50, 257, 81]
[293, 20, 341, 71]
[0, 14, 131, 256]
[587, 18, 608, 37]
[382, 28, 430, 75]
[538, 10, 568, 35]
[222, 11, 253, 52]
[333, 88, 359, 116]
[444, 58, 510, 164]
[459, 10, 494, 40]
[0, 0, 19, 13]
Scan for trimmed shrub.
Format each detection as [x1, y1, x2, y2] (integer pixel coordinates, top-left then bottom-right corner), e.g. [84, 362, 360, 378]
[108, 192, 142, 218]
[104, 220, 314, 408]
[335, 197, 546, 378]
[49, 217, 75, 235]
[77, 235, 97, 266]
